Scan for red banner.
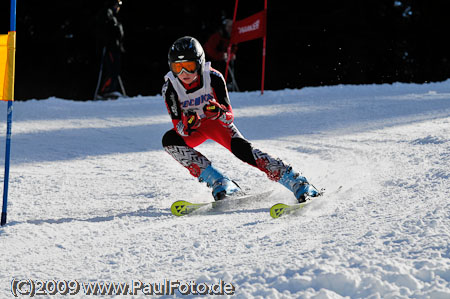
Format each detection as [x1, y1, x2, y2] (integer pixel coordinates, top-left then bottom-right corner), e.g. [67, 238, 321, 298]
[230, 10, 266, 44]
[225, 0, 268, 95]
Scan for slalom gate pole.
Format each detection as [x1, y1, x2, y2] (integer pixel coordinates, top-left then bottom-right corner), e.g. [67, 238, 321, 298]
[93, 47, 106, 100]
[2, 102, 13, 226]
[2, 0, 17, 226]
[261, 0, 267, 95]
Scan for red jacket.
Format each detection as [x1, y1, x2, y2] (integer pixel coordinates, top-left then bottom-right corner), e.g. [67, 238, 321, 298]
[204, 32, 237, 62]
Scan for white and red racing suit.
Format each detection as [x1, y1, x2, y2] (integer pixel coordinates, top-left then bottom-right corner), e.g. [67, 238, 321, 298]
[161, 62, 289, 181]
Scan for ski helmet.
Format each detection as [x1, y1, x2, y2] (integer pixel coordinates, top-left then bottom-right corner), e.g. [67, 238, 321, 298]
[168, 36, 205, 76]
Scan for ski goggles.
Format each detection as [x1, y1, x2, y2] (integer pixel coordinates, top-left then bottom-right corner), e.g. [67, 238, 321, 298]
[170, 61, 199, 75]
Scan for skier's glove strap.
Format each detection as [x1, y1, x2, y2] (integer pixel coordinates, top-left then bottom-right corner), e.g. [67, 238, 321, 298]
[176, 121, 188, 136]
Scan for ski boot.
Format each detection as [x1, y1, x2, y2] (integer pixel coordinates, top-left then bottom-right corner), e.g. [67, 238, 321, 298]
[199, 165, 241, 201]
[279, 167, 320, 203]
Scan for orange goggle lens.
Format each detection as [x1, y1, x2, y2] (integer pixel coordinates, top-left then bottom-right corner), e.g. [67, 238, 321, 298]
[170, 61, 198, 74]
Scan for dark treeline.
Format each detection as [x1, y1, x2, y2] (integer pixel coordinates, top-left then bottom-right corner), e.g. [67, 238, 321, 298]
[1, 0, 449, 101]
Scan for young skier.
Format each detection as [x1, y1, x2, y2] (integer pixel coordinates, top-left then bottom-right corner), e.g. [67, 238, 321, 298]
[162, 36, 320, 202]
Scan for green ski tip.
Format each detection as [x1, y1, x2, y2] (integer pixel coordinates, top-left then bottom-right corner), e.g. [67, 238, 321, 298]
[269, 202, 309, 218]
[171, 200, 209, 216]
[270, 203, 291, 218]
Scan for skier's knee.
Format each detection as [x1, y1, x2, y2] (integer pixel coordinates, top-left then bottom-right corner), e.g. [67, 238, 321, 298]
[162, 130, 186, 147]
[231, 137, 257, 166]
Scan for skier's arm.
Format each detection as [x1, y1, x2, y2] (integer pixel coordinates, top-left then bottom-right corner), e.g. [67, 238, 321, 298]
[162, 80, 189, 135]
[162, 80, 181, 119]
[162, 80, 201, 136]
[207, 71, 234, 125]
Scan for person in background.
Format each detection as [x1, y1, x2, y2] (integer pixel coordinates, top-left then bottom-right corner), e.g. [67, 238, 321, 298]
[204, 19, 238, 90]
[161, 36, 320, 202]
[94, 0, 126, 100]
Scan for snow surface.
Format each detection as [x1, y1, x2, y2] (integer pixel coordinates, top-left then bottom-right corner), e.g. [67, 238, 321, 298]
[1, 80, 449, 298]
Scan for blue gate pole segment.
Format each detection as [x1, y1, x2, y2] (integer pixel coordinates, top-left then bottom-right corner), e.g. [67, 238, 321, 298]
[2, 0, 17, 226]
[2, 102, 13, 226]
[10, 0, 16, 31]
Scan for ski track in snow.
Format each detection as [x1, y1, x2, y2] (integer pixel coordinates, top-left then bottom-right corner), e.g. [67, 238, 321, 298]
[0, 81, 449, 298]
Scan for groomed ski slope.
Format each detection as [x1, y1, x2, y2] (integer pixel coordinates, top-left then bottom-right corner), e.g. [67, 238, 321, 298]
[1, 80, 449, 298]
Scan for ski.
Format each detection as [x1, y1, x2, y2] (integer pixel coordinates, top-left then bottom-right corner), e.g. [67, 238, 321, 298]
[270, 186, 342, 218]
[269, 201, 312, 218]
[171, 190, 273, 217]
[171, 201, 210, 216]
